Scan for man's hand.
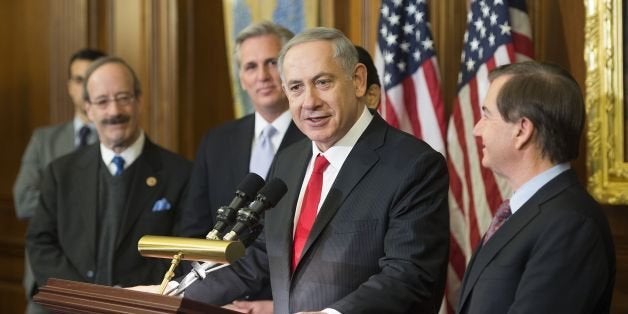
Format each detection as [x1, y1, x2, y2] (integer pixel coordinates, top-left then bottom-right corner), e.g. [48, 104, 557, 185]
[125, 284, 161, 293]
[222, 300, 273, 314]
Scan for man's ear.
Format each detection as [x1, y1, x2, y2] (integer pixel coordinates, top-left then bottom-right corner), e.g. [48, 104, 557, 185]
[85, 102, 94, 121]
[238, 70, 247, 92]
[353, 63, 367, 98]
[366, 84, 382, 110]
[514, 117, 534, 150]
[136, 95, 143, 108]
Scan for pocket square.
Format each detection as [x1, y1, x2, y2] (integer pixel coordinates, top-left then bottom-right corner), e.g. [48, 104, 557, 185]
[152, 198, 171, 212]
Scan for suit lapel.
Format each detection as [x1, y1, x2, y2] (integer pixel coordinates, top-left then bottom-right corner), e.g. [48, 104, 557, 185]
[458, 170, 578, 308]
[231, 115, 255, 179]
[458, 201, 540, 307]
[295, 115, 385, 272]
[59, 122, 76, 153]
[75, 145, 100, 258]
[116, 139, 162, 248]
[278, 122, 304, 151]
[274, 141, 311, 278]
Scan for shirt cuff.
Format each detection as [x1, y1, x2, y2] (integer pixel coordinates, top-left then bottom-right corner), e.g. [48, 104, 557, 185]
[322, 308, 342, 314]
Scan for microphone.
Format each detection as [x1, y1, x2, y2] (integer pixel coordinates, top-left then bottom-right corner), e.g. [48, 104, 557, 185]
[206, 173, 265, 240]
[223, 178, 287, 241]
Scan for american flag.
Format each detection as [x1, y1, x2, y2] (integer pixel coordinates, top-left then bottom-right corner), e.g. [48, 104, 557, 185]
[374, 0, 446, 155]
[444, 0, 533, 313]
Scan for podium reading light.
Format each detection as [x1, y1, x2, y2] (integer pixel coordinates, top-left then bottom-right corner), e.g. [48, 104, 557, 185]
[137, 236, 245, 294]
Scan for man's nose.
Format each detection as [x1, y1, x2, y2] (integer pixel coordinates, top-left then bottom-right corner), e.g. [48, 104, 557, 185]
[472, 120, 482, 137]
[302, 86, 321, 110]
[256, 65, 271, 80]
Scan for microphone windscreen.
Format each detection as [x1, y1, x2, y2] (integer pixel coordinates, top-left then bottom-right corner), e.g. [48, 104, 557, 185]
[238, 173, 265, 196]
[258, 178, 288, 206]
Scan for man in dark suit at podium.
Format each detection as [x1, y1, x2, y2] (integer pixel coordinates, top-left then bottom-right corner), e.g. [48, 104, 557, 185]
[182, 27, 450, 314]
[178, 21, 305, 240]
[456, 62, 615, 313]
[26, 57, 192, 290]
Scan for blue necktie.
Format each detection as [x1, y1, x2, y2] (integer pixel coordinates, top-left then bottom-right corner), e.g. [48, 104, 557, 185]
[249, 125, 277, 178]
[112, 156, 125, 176]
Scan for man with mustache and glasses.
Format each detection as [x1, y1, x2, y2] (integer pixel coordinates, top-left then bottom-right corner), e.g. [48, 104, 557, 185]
[26, 57, 192, 291]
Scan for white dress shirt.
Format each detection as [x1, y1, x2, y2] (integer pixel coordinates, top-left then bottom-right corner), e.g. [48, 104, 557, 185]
[100, 132, 145, 175]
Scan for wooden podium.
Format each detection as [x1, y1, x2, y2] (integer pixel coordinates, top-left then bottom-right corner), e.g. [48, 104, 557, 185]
[34, 278, 237, 314]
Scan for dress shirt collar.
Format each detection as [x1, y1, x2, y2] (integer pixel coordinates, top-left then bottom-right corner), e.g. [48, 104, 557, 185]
[510, 163, 570, 214]
[253, 110, 292, 138]
[310, 106, 373, 171]
[73, 115, 96, 144]
[253, 110, 292, 151]
[293, 107, 372, 234]
[100, 131, 145, 175]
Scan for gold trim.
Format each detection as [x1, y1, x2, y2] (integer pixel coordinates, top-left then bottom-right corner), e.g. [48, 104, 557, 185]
[585, 0, 628, 204]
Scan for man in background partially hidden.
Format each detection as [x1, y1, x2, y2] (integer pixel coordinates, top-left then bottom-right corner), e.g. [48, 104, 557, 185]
[13, 48, 105, 314]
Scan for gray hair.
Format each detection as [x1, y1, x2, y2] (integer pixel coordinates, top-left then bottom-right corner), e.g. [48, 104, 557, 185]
[82, 56, 142, 102]
[277, 27, 358, 81]
[234, 21, 294, 66]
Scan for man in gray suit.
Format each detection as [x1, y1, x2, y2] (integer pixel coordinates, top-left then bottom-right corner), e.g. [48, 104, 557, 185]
[182, 27, 450, 314]
[457, 62, 615, 313]
[27, 57, 191, 293]
[13, 48, 105, 313]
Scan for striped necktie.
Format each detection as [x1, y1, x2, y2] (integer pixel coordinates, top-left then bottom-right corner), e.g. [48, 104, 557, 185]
[111, 156, 125, 176]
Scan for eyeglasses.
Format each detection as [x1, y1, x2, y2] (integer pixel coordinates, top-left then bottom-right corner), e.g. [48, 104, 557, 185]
[89, 94, 136, 108]
[69, 76, 85, 84]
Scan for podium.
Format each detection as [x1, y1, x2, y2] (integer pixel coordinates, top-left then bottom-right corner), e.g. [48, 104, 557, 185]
[34, 278, 237, 314]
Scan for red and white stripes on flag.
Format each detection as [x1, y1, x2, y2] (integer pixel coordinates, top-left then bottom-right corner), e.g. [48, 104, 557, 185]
[374, 0, 446, 155]
[444, 0, 533, 313]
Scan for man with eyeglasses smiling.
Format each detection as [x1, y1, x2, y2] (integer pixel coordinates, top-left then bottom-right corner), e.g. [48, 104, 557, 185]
[26, 56, 192, 292]
[13, 48, 105, 314]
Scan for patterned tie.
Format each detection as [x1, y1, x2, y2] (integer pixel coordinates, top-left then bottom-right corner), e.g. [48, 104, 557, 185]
[78, 126, 91, 148]
[292, 154, 329, 271]
[249, 125, 277, 178]
[111, 156, 125, 176]
[483, 199, 511, 245]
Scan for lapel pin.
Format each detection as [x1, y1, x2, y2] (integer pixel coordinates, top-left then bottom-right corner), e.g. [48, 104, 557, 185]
[146, 176, 157, 187]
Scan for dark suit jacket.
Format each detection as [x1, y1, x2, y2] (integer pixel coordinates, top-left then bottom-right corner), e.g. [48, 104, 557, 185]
[184, 114, 450, 314]
[13, 121, 97, 301]
[178, 113, 305, 238]
[26, 137, 192, 288]
[457, 169, 615, 314]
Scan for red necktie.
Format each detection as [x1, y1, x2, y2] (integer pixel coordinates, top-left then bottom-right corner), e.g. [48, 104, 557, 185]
[483, 199, 511, 245]
[292, 154, 329, 271]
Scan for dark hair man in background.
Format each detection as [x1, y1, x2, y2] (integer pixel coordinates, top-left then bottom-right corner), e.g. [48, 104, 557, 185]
[355, 45, 381, 110]
[13, 48, 105, 314]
